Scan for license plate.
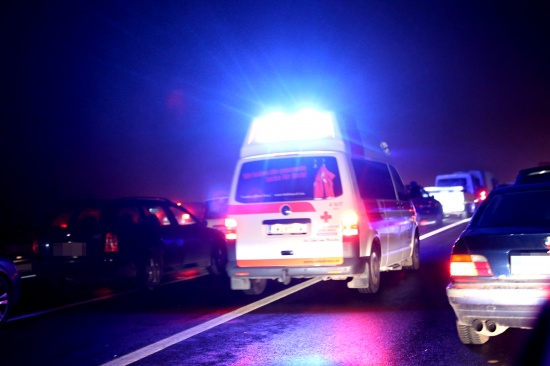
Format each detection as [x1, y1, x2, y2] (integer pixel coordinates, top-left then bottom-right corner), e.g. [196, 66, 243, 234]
[268, 223, 307, 235]
[53, 242, 87, 257]
[15, 263, 33, 274]
[511, 254, 550, 275]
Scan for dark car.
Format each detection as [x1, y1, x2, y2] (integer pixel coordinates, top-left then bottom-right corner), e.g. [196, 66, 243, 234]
[446, 182, 550, 345]
[515, 165, 550, 184]
[0, 256, 21, 326]
[407, 182, 443, 225]
[33, 197, 227, 288]
[0, 217, 37, 278]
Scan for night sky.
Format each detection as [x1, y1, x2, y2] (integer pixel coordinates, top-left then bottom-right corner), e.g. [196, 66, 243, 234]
[2, 1, 549, 219]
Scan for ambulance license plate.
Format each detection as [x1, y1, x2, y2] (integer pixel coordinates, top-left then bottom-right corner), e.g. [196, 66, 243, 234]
[267, 223, 307, 235]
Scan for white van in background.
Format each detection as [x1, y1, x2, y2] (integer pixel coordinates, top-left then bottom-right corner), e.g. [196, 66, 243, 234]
[425, 170, 498, 218]
[225, 108, 419, 295]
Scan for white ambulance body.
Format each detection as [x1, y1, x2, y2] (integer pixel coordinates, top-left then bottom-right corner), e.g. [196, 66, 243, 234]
[225, 109, 419, 295]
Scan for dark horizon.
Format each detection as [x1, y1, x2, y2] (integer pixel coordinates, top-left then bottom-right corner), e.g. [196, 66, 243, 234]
[2, 1, 549, 219]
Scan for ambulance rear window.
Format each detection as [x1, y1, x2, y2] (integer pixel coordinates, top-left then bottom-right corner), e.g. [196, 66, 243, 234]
[236, 156, 343, 203]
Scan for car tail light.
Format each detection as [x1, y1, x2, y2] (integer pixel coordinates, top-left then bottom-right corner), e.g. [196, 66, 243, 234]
[104, 233, 119, 252]
[32, 239, 39, 254]
[450, 254, 493, 276]
[225, 218, 237, 240]
[478, 190, 488, 201]
[342, 211, 359, 237]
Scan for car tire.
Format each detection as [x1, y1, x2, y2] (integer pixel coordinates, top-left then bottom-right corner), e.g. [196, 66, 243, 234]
[456, 322, 489, 345]
[436, 212, 444, 225]
[405, 234, 420, 270]
[141, 254, 163, 290]
[208, 243, 227, 276]
[0, 276, 13, 326]
[243, 279, 267, 296]
[358, 244, 381, 294]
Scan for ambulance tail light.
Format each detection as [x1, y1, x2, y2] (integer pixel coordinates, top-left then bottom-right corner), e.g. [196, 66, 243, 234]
[450, 254, 493, 277]
[104, 233, 119, 253]
[225, 218, 237, 240]
[342, 211, 359, 237]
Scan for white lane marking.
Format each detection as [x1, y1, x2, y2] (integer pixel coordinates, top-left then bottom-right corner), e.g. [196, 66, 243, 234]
[102, 220, 470, 365]
[419, 218, 470, 240]
[14, 220, 468, 363]
[101, 277, 323, 366]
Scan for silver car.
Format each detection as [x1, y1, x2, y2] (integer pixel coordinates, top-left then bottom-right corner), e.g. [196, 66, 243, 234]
[447, 182, 550, 344]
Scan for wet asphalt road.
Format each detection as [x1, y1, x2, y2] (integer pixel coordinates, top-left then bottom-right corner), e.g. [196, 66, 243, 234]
[0, 220, 534, 365]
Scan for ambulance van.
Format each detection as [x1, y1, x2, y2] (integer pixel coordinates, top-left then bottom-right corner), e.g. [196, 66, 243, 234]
[225, 109, 419, 295]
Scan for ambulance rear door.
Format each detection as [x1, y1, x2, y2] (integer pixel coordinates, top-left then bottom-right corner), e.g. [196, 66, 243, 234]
[229, 153, 353, 268]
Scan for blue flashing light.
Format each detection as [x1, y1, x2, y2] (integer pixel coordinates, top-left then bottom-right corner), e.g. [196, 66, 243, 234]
[248, 108, 336, 144]
[240, 108, 390, 160]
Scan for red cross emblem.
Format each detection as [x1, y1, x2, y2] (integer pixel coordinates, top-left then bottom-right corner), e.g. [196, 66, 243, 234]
[320, 211, 332, 223]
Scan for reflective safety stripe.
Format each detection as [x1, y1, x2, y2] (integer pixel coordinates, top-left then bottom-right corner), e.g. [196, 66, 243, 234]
[227, 202, 316, 215]
[237, 257, 343, 267]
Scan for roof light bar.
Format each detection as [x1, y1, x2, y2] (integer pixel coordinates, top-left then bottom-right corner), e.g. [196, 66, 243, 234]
[248, 108, 336, 144]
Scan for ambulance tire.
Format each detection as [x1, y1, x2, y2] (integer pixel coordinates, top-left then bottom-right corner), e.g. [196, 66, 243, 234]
[243, 279, 267, 295]
[405, 234, 420, 270]
[358, 244, 381, 294]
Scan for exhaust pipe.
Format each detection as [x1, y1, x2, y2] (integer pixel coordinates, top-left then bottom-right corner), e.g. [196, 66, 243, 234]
[472, 319, 484, 332]
[471, 319, 508, 336]
[485, 320, 498, 333]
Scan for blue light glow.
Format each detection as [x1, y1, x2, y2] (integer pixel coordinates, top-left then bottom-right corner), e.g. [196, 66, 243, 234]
[248, 108, 335, 144]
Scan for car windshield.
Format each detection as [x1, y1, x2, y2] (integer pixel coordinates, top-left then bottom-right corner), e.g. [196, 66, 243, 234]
[438, 178, 468, 187]
[475, 190, 550, 228]
[235, 156, 342, 203]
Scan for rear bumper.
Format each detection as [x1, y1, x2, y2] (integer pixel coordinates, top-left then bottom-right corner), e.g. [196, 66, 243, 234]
[33, 257, 125, 282]
[227, 257, 366, 280]
[446, 282, 549, 329]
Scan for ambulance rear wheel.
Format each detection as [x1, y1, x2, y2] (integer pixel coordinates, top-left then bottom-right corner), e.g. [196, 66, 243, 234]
[243, 279, 267, 295]
[405, 234, 420, 270]
[358, 244, 380, 294]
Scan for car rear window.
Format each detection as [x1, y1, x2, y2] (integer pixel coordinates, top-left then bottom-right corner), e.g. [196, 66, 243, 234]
[51, 206, 102, 229]
[476, 190, 550, 228]
[236, 156, 343, 203]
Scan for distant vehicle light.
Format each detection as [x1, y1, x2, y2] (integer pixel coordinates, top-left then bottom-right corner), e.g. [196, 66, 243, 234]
[104, 233, 119, 252]
[248, 108, 335, 144]
[450, 254, 493, 276]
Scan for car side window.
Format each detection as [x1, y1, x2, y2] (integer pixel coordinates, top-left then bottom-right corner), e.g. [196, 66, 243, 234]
[389, 165, 408, 201]
[116, 206, 141, 225]
[143, 205, 171, 226]
[168, 206, 196, 226]
[352, 159, 396, 200]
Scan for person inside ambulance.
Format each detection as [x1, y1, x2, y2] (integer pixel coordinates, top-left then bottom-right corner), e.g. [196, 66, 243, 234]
[313, 159, 336, 199]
